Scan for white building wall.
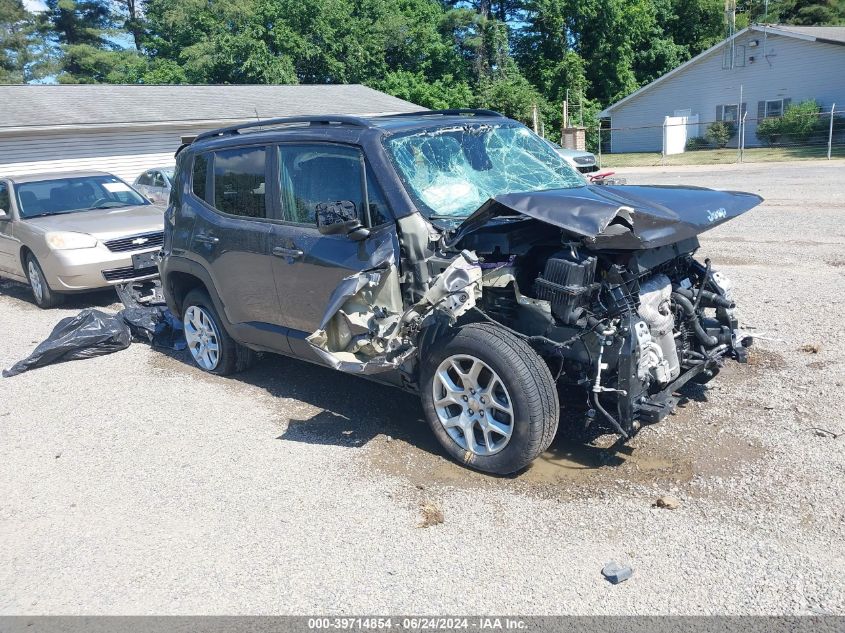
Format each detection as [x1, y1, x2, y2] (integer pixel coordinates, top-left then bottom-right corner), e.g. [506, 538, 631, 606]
[608, 33, 845, 153]
[0, 124, 219, 183]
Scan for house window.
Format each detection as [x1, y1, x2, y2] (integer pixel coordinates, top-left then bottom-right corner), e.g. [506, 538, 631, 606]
[723, 104, 739, 123]
[765, 99, 784, 117]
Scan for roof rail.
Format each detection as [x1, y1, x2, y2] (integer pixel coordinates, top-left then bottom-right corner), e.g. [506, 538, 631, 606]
[386, 109, 505, 119]
[193, 115, 371, 144]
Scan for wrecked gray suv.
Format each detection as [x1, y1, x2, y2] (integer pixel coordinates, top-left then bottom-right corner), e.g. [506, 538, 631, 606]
[160, 110, 762, 475]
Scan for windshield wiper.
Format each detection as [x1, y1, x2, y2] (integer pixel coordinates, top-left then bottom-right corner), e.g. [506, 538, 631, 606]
[86, 201, 131, 210]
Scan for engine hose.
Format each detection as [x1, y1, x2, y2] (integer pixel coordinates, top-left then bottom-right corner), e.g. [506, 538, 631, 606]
[671, 292, 720, 347]
[693, 259, 712, 313]
[592, 392, 629, 439]
[673, 286, 734, 309]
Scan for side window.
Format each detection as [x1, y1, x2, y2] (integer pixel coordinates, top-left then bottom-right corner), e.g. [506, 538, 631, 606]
[0, 182, 9, 213]
[192, 154, 208, 201]
[366, 167, 392, 226]
[137, 172, 151, 186]
[278, 144, 364, 225]
[212, 146, 267, 218]
[152, 172, 166, 188]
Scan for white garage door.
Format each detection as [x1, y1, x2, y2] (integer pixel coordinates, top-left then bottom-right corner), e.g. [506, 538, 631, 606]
[0, 125, 217, 183]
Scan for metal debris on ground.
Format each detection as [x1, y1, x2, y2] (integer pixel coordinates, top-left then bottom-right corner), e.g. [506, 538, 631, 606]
[601, 561, 633, 584]
[653, 495, 681, 510]
[418, 502, 444, 528]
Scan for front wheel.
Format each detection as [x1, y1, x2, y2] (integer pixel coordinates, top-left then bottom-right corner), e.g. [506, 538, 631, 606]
[421, 322, 559, 475]
[25, 253, 63, 309]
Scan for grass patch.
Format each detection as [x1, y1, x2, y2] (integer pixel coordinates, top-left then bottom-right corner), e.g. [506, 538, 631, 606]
[601, 144, 845, 168]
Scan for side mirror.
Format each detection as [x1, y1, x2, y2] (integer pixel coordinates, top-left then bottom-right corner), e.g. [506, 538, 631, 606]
[315, 200, 369, 241]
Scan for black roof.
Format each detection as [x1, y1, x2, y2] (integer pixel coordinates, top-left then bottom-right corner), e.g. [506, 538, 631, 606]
[189, 109, 510, 146]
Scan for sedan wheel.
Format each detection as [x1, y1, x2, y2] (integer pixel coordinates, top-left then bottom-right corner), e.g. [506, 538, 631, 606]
[28, 260, 44, 303]
[432, 354, 515, 456]
[184, 305, 221, 371]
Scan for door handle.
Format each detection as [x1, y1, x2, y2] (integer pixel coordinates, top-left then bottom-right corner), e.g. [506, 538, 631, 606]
[272, 246, 304, 259]
[195, 234, 220, 245]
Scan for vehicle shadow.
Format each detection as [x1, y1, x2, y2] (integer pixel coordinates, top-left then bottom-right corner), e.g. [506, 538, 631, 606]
[161, 348, 706, 477]
[162, 349, 449, 460]
[0, 279, 120, 310]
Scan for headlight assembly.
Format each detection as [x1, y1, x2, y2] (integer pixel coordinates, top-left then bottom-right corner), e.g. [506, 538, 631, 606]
[45, 231, 98, 250]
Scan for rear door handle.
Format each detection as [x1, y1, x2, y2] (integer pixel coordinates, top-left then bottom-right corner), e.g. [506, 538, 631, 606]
[195, 234, 219, 245]
[272, 246, 304, 259]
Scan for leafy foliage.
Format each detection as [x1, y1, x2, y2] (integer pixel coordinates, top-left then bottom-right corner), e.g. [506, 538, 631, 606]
[705, 121, 736, 148]
[756, 100, 828, 145]
[0, 0, 41, 82]
[10, 0, 844, 140]
[685, 136, 710, 150]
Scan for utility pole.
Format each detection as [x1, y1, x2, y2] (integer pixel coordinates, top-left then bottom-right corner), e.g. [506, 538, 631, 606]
[829, 103, 836, 160]
[737, 84, 743, 163]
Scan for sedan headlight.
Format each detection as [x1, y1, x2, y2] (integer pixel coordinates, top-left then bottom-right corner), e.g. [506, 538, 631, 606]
[45, 231, 98, 250]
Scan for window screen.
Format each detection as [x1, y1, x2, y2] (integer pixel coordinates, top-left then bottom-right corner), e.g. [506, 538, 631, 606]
[192, 154, 208, 201]
[766, 100, 784, 118]
[212, 147, 267, 218]
[278, 144, 364, 225]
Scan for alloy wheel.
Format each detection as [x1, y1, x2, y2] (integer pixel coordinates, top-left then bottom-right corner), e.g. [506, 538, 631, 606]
[431, 354, 515, 455]
[184, 305, 221, 371]
[28, 260, 44, 303]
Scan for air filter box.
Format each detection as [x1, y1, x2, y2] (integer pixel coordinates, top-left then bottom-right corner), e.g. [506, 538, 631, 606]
[534, 256, 597, 325]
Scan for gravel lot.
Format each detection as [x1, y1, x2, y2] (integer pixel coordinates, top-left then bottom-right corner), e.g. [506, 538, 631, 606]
[1, 160, 844, 615]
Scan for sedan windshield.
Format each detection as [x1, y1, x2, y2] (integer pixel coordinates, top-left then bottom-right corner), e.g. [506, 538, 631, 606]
[385, 124, 585, 218]
[16, 175, 149, 218]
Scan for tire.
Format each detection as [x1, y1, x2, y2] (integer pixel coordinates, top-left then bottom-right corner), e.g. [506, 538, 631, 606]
[421, 322, 559, 475]
[182, 288, 256, 376]
[25, 253, 64, 309]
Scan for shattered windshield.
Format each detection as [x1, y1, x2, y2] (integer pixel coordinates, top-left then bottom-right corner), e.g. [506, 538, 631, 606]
[385, 123, 585, 219]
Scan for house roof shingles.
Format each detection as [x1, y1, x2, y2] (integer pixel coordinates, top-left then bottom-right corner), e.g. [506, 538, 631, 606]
[0, 83, 421, 130]
[765, 25, 845, 45]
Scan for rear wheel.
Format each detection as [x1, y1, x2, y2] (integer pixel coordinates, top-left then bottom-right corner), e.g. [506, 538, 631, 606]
[182, 288, 256, 375]
[421, 322, 559, 475]
[25, 253, 63, 309]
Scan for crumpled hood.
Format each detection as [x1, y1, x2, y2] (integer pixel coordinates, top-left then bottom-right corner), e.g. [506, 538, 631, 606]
[452, 184, 763, 250]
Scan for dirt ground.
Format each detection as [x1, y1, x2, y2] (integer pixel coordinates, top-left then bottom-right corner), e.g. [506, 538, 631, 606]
[1, 160, 843, 615]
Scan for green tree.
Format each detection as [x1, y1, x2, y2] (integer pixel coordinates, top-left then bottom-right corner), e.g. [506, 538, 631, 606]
[0, 0, 43, 82]
[39, 0, 135, 82]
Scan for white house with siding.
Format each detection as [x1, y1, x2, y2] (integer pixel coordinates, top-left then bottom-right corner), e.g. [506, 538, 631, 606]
[0, 84, 419, 182]
[599, 25, 845, 153]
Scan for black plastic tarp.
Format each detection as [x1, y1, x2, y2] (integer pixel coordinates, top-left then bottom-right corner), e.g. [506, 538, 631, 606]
[2, 309, 131, 378]
[3, 302, 185, 378]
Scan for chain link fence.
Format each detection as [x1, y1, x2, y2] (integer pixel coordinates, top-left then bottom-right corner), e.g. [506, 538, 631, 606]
[592, 106, 844, 168]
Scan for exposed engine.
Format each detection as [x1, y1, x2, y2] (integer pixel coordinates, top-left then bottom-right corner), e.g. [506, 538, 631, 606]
[467, 234, 751, 440]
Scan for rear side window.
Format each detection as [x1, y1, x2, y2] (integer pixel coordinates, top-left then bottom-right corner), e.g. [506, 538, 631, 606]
[137, 172, 152, 186]
[212, 146, 267, 218]
[192, 154, 208, 201]
[0, 182, 9, 213]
